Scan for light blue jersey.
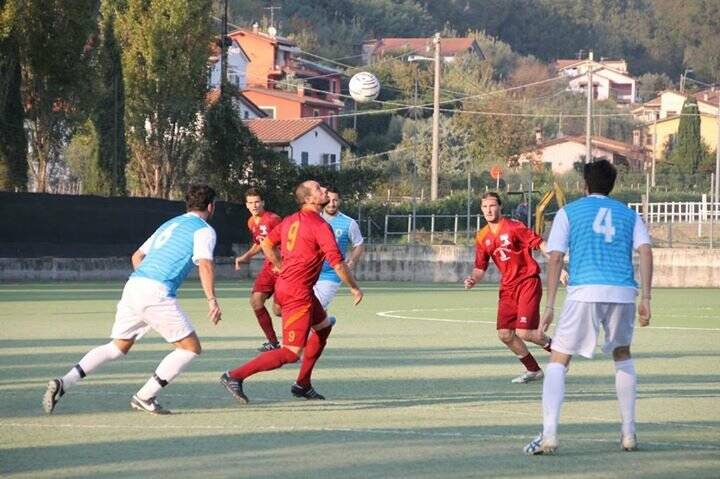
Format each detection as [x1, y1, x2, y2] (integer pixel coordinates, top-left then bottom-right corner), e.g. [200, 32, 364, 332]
[563, 196, 637, 288]
[131, 213, 216, 297]
[318, 212, 363, 283]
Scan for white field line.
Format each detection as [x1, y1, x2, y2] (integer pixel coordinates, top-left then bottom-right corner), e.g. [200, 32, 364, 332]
[376, 308, 720, 331]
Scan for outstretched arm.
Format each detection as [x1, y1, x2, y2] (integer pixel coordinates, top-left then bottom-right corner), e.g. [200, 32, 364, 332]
[235, 243, 263, 269]
[464, 268, 486, 289]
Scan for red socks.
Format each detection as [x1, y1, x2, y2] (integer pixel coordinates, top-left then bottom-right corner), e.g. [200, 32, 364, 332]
[519, 353, 541, 372]
[254, 307, 278, 343]
[229, 347, 299, 380]
[296, 326, 332, 387]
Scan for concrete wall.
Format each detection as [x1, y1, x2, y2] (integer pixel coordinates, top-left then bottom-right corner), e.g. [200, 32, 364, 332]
[1, 246, 719, 287]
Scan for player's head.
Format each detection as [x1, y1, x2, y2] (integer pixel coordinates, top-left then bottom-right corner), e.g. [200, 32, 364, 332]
[295, 180, 328, 208]
[324, 186, 341, 215]
[245, 187, 265, 217]
[480, 192, 502, 224]
[185, 184, 217, 218]
[584, 159, 617, 196]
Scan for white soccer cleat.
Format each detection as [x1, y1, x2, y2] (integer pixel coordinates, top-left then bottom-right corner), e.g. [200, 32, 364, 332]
[511, 369, 544, 384]
[130, 394, 171, 415]
[524, 433, 558, 455]
[621, 433, 637, 451]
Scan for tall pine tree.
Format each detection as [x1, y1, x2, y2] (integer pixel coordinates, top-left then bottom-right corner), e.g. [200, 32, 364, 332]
[670, 98, 704, 175]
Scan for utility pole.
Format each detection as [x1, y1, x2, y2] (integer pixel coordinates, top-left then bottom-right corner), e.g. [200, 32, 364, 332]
[585, 50, 593, 163]
[264, 5, 281, 28]
[220, 0, 228, 95]
[431, 32, 441, 201]
[714, 91, 720, 248]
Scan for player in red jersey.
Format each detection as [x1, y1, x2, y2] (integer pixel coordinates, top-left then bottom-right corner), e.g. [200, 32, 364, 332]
[221, 180, 363, 402]
[464, 192, 565, 384]
[234, 188, 283, 352]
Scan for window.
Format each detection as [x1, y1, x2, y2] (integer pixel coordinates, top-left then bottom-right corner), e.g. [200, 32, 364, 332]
[321, 154, 330, 166]
[301, 152, 309, 166]
[243, 110, 250, 119]
[645, 134, 652, 146]
[313, 109, 320, 117]
[330, 154, 337, 170]
[260, 106, 276, 119]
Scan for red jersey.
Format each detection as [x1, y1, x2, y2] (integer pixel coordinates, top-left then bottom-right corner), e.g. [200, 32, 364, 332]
[248, 210, 281, 245]
[264, 207, 343, 296]
[474, 218, 543, 289]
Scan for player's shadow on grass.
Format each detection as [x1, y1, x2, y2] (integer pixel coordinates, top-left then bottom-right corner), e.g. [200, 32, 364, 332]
[3, 422, 720, 477]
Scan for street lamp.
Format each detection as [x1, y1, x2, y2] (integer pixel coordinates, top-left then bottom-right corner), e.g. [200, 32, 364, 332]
[679, 68, 694, 93]
[407, 32, 441, 200]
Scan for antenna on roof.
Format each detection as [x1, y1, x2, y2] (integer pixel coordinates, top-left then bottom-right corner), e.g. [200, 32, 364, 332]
[264, 5, 281, 31]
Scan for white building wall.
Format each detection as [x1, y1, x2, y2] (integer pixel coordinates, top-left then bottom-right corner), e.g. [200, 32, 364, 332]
[209, 44, 249, 89]
[289, 127, 343, 167]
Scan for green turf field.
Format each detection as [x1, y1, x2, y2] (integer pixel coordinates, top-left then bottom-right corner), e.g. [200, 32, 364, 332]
[1, 280, 719, 478]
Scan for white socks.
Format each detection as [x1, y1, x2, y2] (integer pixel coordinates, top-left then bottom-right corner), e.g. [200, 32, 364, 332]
[61, 342, 125, 390]
[614, 359, 637, 436]
[542, 362, 567, 438]
[136, 348, 198, 400]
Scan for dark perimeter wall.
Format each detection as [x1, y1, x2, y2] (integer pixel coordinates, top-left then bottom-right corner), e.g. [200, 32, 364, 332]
[0, 192, 250, 258]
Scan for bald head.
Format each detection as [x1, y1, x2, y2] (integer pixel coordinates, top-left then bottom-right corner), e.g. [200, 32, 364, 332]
[295, 181, 314, 206]
[294, 180, 329, 210]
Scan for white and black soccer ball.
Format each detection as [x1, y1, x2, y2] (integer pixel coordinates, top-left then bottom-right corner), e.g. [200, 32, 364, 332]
[349, 72, 380, 103]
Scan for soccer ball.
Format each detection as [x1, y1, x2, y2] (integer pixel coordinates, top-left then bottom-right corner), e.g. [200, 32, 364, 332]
[349, 72, 380, 103]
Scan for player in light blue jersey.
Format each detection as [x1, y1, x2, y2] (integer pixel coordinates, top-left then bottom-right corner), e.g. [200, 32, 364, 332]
[43, 185, 223, 415]
[524, 160, 653, 455]
[313, 186, 365, 310]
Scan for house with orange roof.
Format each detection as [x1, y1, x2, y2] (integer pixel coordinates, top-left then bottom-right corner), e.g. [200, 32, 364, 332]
[362, 37, 484, 64]
[245, 118, 350, 168]
[518, 134, 646, 174]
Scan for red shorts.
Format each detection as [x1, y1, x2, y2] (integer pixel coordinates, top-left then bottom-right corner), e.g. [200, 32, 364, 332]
[274, 288, 326, 348]
[251, 262, 278, 295]
[496, 276, 542, 330]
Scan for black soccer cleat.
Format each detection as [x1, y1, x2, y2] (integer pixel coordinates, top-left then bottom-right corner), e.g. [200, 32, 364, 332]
[43, 378, 65, 414]
[291, 383, 325, 400]
[221, 372, 249, 404]
[257, 341, 281, 352]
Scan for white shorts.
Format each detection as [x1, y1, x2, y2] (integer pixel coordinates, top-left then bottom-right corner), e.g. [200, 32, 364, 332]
[313, 280, 341, 310]
[111, 277, 195, 343]
[551, 301, 635, 359]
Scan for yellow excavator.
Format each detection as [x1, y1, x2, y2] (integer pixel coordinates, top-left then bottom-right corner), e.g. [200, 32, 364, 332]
[534, 182, 566, 235]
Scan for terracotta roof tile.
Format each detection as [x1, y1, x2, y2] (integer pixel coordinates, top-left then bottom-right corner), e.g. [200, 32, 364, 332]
[245, 118, 327, 144]
[373, 37, 477, 57]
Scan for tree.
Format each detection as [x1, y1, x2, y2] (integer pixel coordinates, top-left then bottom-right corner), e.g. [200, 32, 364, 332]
[669, 98, 705, 175]
[0, 6, 27, 191]
[87, 1, 127, 195]
[12, 0, 97, 192]
[196, 90, 298, 210]
[115, 0, 213, 198]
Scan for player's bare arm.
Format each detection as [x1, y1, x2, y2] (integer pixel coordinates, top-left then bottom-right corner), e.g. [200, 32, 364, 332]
[346, 244, 365, 270]
[198, 259, 222, 325]
[539, 241, 569, 285]
[131, 249, 146, 270]
[541, 251, 565, 331]
[333, 262, 363, 305]
[259, 238, 282, 273]
[464, 268, 486, 289]
[235, 243, 263, 269]
[637, 244, 653, 327]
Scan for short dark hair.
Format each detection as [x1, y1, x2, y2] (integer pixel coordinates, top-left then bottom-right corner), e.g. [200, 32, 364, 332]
[294, 181, 311, 206]
[326, 185, 340, 196]
[245, 187, 263, 200]
[185, 184, 216, 211]
[481, 191, 502, 205]
[584, 159, 617, 195]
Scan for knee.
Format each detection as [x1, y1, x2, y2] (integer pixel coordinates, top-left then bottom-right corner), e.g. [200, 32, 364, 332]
[497, 330, 515, 343]
[280, 347, 300, 364]
[516, 329, 538, 342]
[250, 296, 264, 310]
[613, 346, 631, 362]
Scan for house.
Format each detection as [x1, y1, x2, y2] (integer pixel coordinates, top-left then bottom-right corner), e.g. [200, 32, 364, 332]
[245, 118, 350, 168]
[228, 24, 345, 129]
[518, 135, 646, 174]
[242, 86, 343, 129]
[362, 37, 484, 64]
[632, 89, 719, 160]
[205, 88, 266, 120]
[208, 37, 250, 90]
[555, 58, 636, 104]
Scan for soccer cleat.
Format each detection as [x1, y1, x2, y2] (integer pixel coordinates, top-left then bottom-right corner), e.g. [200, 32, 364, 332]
[524, 433, 558, 455]
[291, 383, 325, 400]
[220, 372, 249, 404]
[327, 315, 336, 327]
[130, 394, 171, 415]
[257, 340, 280, 352]
[511, 369, 544, 384]
[621, 433, 637, 451]
[42, 378, 64, 414]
